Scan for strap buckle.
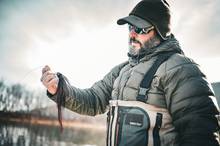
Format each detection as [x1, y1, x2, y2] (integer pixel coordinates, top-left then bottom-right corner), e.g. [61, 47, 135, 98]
[138, 87, 149, 96]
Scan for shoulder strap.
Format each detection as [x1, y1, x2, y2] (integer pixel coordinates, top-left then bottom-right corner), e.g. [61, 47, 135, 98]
[136, 52, 176, 103]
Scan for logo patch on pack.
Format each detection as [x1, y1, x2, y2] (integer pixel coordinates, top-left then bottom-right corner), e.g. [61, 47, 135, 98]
[125, 113, 144, 127]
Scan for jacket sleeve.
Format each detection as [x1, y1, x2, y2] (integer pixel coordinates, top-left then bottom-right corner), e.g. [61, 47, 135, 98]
[47, 61, 128, 116]
[162, 58, 220, 146]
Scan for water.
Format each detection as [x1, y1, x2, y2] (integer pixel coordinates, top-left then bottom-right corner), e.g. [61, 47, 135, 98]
[0, 123, 106, 146]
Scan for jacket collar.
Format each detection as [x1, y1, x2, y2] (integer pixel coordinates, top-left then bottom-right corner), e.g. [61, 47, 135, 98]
[128, 34, 184, 66]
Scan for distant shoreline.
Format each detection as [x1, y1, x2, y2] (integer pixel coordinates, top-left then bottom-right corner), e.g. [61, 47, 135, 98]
[0, 111, 106, 131]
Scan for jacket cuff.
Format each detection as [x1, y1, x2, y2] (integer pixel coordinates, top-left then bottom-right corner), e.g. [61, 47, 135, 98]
[47, 90, 57, 102]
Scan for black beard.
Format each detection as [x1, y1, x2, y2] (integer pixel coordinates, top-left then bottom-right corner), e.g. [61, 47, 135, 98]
[128, 38, 141, 56]
[142, 35, 161, 50]
[128, 35, 161, 56]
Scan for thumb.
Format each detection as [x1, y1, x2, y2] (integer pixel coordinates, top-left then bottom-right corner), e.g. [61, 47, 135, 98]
[42, 65, 51, 74]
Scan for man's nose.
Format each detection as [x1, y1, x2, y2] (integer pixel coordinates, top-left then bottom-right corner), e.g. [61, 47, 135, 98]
[129, 29, 138, 38]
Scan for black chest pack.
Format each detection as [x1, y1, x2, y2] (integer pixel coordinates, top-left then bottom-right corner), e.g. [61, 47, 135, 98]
[107, 52, 177, 146]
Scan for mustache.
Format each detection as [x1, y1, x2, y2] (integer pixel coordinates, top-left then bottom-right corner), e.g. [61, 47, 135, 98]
[129, 38, 141, 44]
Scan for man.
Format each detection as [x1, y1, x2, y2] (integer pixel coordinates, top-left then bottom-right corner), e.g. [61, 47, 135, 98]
[41, 0, 220, 146]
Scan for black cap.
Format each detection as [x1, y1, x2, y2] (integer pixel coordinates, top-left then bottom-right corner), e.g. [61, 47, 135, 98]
[117, 0, 171, 40]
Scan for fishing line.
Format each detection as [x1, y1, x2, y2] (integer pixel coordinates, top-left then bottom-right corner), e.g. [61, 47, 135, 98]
[18, 65, 67, 132]
[18, 65, 45, 85]
[19, 65, 65, 132]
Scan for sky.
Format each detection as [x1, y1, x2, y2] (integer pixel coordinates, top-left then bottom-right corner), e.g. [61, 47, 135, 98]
[0, 0, 220, 90]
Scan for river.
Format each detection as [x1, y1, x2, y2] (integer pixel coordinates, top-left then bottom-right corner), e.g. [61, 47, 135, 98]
[0, 123, 106, 146]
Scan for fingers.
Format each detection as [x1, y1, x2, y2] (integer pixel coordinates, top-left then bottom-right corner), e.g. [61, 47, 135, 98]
[47, 77, 59, 88]
[45, 73, 56, 83]
[41, 65, 59, 94]
[41, 71, 58, 85]
[43, 75, 58, 88]
[40, 71, 54, 82]
[42, 65, 51, 74]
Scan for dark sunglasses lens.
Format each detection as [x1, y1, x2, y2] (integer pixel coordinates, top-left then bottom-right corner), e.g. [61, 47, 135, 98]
[129, 25, 142, 34]
[134, 27, 142, 34]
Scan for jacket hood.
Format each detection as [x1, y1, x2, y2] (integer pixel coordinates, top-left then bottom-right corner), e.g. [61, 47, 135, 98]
[128, 34, 184, 66]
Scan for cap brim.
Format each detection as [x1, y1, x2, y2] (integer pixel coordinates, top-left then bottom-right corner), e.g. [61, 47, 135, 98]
[117, 15, 152, 28]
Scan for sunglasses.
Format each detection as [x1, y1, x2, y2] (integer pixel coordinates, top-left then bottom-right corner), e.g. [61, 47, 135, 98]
[128, 25, 154, 35]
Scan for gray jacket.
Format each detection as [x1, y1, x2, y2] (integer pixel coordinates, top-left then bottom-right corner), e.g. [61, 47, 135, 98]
[48, 36, 220, 146]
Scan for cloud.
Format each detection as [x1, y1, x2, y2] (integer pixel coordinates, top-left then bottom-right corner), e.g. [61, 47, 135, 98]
[0, 0, 138, 87]
[0, 0, 137, 56]
[169, 0, 220, 57]
[0, 0, 220, 87]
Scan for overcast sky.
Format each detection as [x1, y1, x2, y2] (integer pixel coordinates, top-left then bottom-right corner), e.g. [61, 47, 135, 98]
[0, 0, 220, 89]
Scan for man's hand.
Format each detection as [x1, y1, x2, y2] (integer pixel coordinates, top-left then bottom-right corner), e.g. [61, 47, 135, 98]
[41, 65, 59, 95]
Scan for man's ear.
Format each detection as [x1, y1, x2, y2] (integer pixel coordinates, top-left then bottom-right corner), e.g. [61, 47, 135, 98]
[149, 29, 156, 38]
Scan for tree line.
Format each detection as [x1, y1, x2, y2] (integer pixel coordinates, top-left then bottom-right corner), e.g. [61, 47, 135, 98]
[0, 79, 50, 113]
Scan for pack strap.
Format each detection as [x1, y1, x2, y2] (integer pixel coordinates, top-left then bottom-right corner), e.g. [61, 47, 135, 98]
[153, 113, 163, 146]
[136, 52, 176, 103]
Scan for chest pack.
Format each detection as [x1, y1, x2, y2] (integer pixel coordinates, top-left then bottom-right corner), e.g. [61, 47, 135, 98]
[107, 52, 178, 146]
